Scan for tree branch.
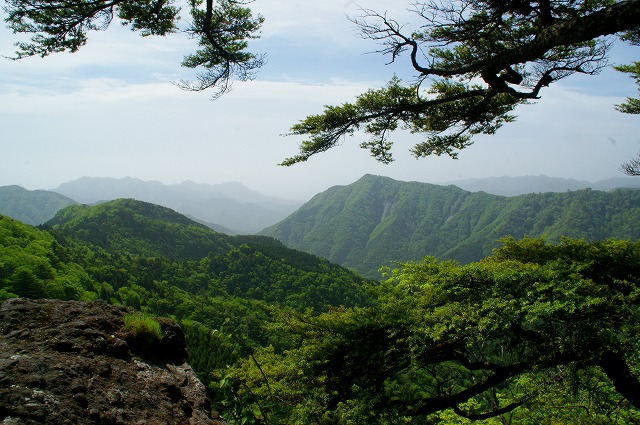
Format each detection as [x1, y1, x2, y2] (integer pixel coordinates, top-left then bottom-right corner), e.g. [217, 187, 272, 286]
[358, 0, 640, 79]
[453, 400, 524, 420]
[597, 351, 640, 408]
[401, 362, 528, 416]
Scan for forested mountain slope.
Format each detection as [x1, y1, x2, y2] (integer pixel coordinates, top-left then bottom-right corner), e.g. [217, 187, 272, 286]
[40, 199, 370, 309]
[1, 200, 370, 391]
[45, 198, 236, 260]
[0, 185, 76, 225]
[260, 174, 640, 278]
[3, 200, 640, 423]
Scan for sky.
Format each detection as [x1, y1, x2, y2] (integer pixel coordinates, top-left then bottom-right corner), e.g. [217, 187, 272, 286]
[1, 0, 639, 201]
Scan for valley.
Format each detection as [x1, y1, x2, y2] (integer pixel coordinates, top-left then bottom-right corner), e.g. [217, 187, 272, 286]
[1, 174, 639, 423]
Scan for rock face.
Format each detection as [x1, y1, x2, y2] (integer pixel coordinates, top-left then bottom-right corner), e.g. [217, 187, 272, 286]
[0, 298, 225, 424]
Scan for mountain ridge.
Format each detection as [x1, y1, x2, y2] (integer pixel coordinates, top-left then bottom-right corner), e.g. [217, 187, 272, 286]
[0, 185, 77, 225]
[52, 176, 303, 234]
[443, 174, 640, 196]
[261, 174, 640, 278]
[3, 173, 639, 232]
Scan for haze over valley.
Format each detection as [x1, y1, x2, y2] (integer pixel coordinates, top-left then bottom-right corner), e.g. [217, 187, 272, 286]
[2, 173, 639, 279]
[2, 173, 639, 233]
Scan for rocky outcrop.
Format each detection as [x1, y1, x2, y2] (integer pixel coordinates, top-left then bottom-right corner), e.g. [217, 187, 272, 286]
[0, 298, 225, 424]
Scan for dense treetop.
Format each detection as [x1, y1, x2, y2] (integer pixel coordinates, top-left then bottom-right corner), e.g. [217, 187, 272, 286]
[228, 237, 640, 424]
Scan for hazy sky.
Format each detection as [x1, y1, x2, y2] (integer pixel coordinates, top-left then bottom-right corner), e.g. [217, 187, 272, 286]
[1, 0, 639, 200]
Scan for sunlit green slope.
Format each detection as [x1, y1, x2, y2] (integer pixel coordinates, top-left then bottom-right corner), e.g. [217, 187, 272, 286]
[261, 174, 640, 278]
[1, 200, 371, 387]
[0, 185, 76, 225]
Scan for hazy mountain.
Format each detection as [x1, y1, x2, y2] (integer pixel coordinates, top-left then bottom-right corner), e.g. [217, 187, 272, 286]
[261, 174, 640, 278]
[52, 177, 303, 234]
[0, 185, 77, 225]
[444, 175, 640, 196]
[591, 177, 640, 191]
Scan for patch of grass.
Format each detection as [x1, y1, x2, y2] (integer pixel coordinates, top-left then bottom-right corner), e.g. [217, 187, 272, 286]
[122, 312, 163, 342]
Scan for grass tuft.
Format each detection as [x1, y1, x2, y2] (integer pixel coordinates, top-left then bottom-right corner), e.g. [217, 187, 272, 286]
[122, 312, 163, 342]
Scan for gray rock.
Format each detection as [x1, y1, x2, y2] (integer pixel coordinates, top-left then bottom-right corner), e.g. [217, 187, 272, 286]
[0, 298, 225, 424]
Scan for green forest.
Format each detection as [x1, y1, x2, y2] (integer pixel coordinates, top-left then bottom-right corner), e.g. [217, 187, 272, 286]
[0, 201, 371, 386]
[1, 198, 640, 424]
[262, 175, 640, 278]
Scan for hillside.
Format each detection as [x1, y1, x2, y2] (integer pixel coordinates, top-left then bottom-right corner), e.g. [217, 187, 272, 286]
[260, 174, 640, 278]
[42, 199, 369, 309]
[1, 199, 370, 397]
[0, 185, 76, 225]
[53, 177, 303, 234]
[45, 198, 236, 260]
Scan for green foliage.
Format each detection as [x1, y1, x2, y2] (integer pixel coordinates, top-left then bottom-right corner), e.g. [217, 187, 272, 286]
[283, 0, 640, 164]
[261, 175, 640, 278]
[4, 0, 180, 57]
[615, 62, 640, 114]
[1, 199, 372, 396]
[179, 0, 265, 97]
[117, 0, 180, 36]
[3, 0, 263, 97]
[226, 238, 640, 424]
[0, 215, 96, 301]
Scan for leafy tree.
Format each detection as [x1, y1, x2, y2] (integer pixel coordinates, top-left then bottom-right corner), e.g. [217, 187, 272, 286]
[615, 62, 640, 115]
[281, 0, 640, 165]
[227, 238, 640, 424]
[3, 0, 264, 98]
[616, 31, 640, 176]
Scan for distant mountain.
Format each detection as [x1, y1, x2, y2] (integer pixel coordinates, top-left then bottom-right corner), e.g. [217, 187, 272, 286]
[260, 174, 640, 278]
[0, 185, 77, 225]
[53, 177, 303, 234]
[444, 175, 640, 196]
[591, 177, 640, 191]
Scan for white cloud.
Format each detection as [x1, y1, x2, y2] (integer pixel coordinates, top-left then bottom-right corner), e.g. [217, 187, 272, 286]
[254, 0, 415, 38]
[1, 1, 638, 199]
